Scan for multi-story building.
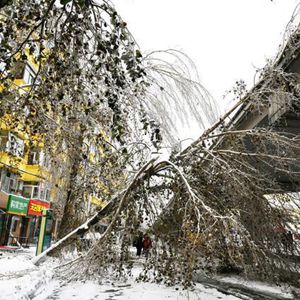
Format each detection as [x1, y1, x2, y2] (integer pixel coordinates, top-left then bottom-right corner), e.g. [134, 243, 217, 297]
[0, 150, 52, 247]
[0, 51, 111, 247]
[0, 48, 67, 246]
[0, 56, 55, 246]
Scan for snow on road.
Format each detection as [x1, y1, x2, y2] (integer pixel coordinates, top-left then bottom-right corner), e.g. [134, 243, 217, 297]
[44, 280, 240, 300]
[0, 248, 293, 300]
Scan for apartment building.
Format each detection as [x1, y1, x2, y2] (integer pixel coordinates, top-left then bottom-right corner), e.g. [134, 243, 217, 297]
[0, 53, 110, 247]
[0, 56, 57, 247]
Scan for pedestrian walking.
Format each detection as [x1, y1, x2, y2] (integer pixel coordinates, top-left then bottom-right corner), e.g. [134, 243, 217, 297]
[133, 231, 143, 256]
[142, 234, 152, 258]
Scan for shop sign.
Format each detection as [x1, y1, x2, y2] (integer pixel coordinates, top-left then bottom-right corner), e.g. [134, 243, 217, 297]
[0, 191, 9, 209]
[7, 195, 29, 216]
[28, 199, 50, 216]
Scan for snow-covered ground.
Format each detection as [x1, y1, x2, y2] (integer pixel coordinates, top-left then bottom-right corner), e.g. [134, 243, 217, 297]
[0, 247, 294, 300]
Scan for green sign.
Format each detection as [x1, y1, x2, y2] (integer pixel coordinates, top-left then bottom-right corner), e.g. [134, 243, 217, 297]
[7, 195, 29, 216]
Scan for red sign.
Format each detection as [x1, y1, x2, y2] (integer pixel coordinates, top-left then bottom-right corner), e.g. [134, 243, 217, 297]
[27, 199, 50, 216]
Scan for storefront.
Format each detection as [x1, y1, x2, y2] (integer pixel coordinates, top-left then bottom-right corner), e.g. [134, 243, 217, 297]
[6, 194, 29, 245]
[27, 198, 50, 244]
[0, 194, 50, 246]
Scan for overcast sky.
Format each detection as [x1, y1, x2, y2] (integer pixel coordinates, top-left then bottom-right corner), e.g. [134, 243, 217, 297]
[113, 0, 299, 143]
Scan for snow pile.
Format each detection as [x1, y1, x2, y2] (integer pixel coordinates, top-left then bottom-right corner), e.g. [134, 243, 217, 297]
[0, 250, 58, 300]
[0, 253, 34, 274]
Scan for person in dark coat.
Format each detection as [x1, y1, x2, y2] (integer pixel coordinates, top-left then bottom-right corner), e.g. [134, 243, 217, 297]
[133, 232, 143, 256]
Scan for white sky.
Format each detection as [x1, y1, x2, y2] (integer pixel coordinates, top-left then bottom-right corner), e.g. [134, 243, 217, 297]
[113, 0, 299, 143]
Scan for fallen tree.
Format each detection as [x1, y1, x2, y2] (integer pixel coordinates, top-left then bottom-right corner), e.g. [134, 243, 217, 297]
[36, 127, 300, 286]
[42, 42, 300, 287]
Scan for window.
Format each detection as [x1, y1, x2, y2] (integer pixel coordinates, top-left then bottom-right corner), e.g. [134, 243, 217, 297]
[22, 186, 39, 199]
[9, 177, 18, 193]
[0, 132, 24, 157]
[32, 186, 39, 199]
[23, 64, 36, 85]
[7, 133, 24, 157]
[22, 186, 33, 198]
[39, 182, 51, 202]
[1, 171, 20, 194]
[0, 132, 8, 152]
[45, 189, 50, 202]
[42, 155, 51, 169]
[28, 149, 40, 165]
[22, 182, 39, 199]
[39, 151, 51, 168]
[22, 181, 51, 202]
